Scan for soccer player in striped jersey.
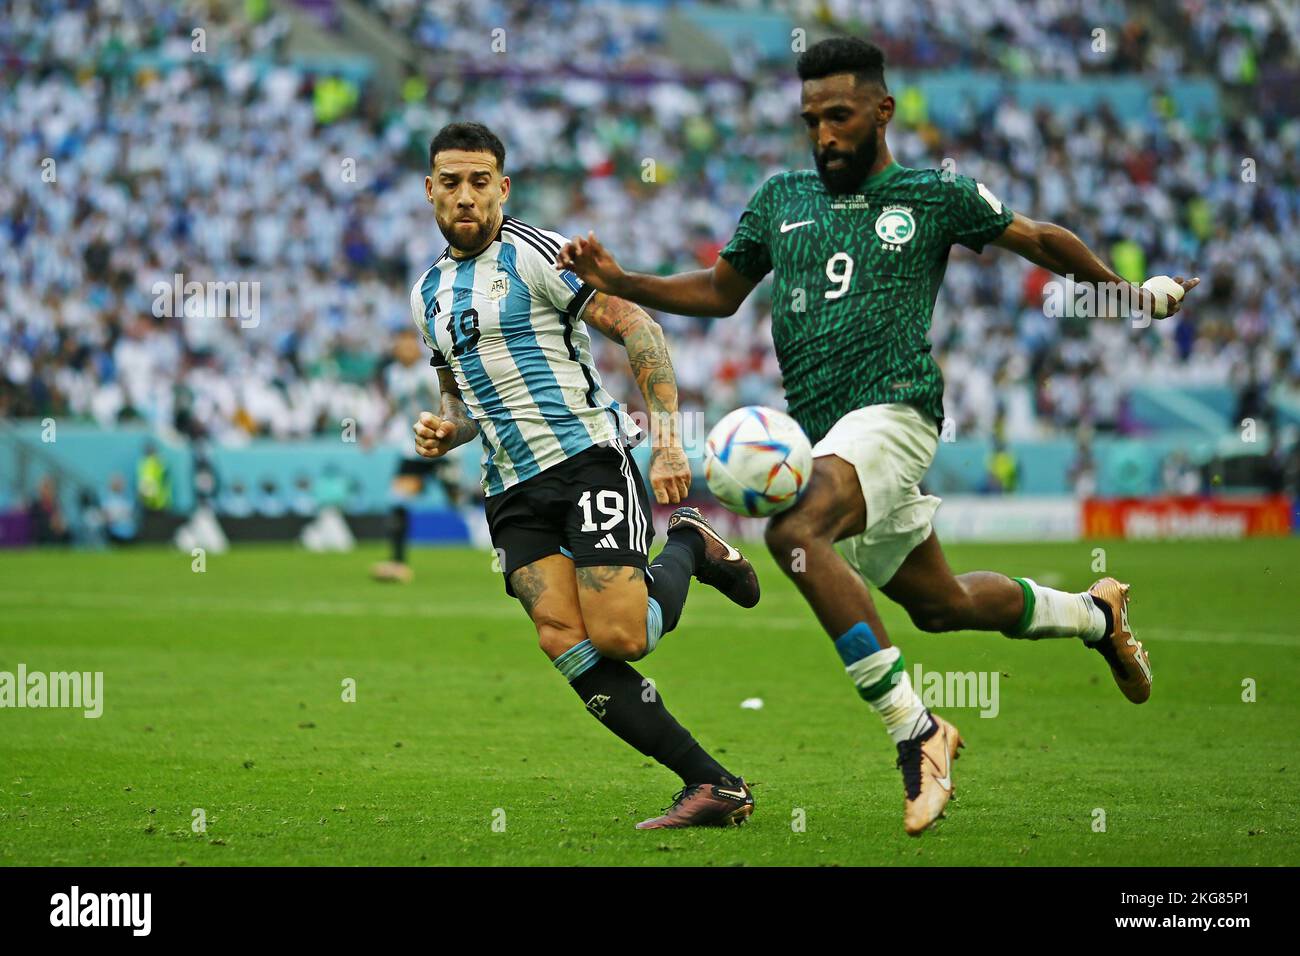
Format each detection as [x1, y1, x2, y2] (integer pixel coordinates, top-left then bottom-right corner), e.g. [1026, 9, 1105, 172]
[560, 39, 1198, 835]
[410, 123, 760, 829]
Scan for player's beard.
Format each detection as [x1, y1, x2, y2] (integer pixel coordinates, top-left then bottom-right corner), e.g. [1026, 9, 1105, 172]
[815, 133, 879, 194]
[439, 215, 495, 255]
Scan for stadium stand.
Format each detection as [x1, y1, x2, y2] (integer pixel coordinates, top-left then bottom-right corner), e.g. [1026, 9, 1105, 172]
[2, 0, 1298, 542]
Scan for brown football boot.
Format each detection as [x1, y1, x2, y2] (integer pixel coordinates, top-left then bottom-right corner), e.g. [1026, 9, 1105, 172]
[635, 778, 755, 830]
[370, 560, 413, 583]
[664, 507, 760, 608]
[898, 715, 964, 836]
[1087, 578, 1152, 703]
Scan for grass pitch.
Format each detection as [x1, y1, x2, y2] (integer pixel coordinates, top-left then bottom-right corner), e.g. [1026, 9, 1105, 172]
[1, 537, 1296, 866]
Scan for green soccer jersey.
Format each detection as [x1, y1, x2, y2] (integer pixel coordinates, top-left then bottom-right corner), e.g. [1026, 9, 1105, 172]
[718, 162, 1013, 443]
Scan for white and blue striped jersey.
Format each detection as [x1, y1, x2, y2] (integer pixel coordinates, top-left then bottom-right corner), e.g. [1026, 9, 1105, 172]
[410, 216, 641, 496]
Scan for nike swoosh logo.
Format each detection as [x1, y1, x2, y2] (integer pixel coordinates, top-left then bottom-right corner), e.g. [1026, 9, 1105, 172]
[780, 219, 814, 233]
[686, 519, 742, 562]
[715, 788, 748, 800]
[934, 733, 953, 792]
[703, 531, 742, 562]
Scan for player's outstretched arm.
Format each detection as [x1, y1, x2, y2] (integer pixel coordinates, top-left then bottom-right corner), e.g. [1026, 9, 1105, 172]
[412, 368, 479, 459]
[581, 292, 690, 504]
[992, 212, 1199, 319]
[557, 231, 756, 318]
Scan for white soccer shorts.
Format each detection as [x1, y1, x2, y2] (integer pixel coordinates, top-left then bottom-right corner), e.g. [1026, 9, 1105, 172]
[811, 403, 942, 588]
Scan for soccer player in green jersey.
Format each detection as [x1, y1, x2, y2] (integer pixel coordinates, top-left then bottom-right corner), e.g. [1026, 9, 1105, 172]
[558, 37, 1200, 835]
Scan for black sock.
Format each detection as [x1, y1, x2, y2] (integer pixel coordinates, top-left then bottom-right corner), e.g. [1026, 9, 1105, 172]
[1090, 594, 1114, 639]
[646, 533, 699, 634]
[570, 657, 732, 786]
[671, 524, 707, 564]
[389, 505, 409, 564]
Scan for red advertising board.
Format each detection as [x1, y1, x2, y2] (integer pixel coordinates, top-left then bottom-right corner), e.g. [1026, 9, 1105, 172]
[1082, 496, 1294, 539]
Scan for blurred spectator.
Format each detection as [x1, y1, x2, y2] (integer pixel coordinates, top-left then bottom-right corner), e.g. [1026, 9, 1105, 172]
[1279, 425, 1300, 499]
[290, 474, 318, 517]
[102, 473, 139, 543]
[346, 476, 367, 512]
[191, 446, 221, 509]
[75, 488, 107, 548]
[314, 466, 350, 509]
[1234, 368, 1274, 434]
[220, 480, 254, 518]
[984, 435, 1021, 494]
[1161, 450, 1203, 494]
[136, 442, 171, 513]
[28, 476, 71, 545]
[254, 477, 287, 517]
[1067, 432, 1098, 497]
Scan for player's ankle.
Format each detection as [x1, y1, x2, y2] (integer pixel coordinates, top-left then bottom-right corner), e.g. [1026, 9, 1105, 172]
[1086, 594, 1113, 643]
[666, 524, 707, 563]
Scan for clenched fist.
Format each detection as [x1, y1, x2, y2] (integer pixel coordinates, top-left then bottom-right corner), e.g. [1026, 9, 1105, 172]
[413, 411, 456, 459]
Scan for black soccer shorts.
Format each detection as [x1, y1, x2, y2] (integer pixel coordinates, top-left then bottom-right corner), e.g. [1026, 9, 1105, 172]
[483, 442, 653, 596]
[396, 457, 439, 478]
[397, 456, 461, 481]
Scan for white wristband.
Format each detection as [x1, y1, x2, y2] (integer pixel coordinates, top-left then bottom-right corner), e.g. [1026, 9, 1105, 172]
[1140, 275, 1185, 320]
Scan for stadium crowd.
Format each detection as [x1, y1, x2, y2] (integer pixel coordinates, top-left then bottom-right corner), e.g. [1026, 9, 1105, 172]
[365, 0, 1296, 82]
[2, 0, 1298, 469]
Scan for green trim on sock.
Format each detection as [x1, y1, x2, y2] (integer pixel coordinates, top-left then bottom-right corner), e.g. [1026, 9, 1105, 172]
[1003, 577, 1035, 637]
[856, 653, 907, 702]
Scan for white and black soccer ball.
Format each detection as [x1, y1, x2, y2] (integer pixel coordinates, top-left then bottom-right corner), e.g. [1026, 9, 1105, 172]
[703, 406, 812, 517]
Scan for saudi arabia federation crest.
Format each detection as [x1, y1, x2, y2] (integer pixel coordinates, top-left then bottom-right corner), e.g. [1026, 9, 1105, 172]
[875, 208, 916, 248]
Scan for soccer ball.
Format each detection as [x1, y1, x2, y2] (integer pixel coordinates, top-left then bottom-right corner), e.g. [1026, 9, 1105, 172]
[703, 406, 812, 517]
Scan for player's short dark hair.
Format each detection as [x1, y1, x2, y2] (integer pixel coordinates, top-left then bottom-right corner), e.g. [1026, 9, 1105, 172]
[796, 37, 887, 90]
[428, 122, 506, 172]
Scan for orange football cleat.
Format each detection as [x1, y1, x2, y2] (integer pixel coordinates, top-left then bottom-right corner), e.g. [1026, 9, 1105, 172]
[898, 714, 964, 836]
[1087, 578, 1152, 703]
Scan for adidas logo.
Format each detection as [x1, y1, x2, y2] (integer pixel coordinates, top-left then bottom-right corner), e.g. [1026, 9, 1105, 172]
[593, 533, 619, 550]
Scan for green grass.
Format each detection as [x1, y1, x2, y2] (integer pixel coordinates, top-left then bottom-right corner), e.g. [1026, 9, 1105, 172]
[1, 538, 1297, 866]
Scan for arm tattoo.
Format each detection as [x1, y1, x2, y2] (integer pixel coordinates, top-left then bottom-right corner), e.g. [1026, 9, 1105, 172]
[582, 293, 680, 446]
[510, 563, 548, 616]
[576, 565, 645, 593]
[437, 367, 480, 447]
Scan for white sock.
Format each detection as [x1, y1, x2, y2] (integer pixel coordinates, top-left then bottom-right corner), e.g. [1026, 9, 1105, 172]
[870, 672, 935, 744]
[846, 647, 934, 744]
[1008, 577, 1107, 642]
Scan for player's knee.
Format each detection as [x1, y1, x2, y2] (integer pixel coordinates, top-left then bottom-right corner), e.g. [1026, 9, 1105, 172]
[906, 596, 969, 634]
[535, 619, 586, 660]
[765, 510, 832, 568]
[763, 520, 803, 574]
[586, 620, 645, 662]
